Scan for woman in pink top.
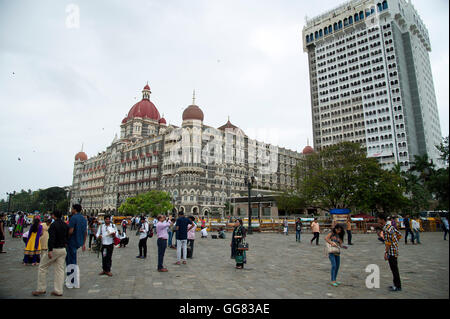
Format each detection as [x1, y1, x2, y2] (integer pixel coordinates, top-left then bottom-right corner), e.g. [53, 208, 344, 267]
[187, 216, 197, 259]
[156, 215, 172, 272]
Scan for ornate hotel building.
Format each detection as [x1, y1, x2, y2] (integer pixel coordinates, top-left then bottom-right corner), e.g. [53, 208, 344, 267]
[71, 84, 310, 215]
[302, 0, 443, 170]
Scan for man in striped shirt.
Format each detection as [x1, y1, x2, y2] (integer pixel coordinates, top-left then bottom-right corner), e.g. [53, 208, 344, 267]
[377, 213, 402, 292]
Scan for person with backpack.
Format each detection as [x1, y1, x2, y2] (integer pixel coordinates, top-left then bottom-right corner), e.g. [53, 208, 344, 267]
[121, 219, 128, 234]
[96, 215, 116, 277]
[136, 216, 149, 259]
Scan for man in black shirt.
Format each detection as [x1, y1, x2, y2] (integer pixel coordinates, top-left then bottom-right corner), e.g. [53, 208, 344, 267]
[32, 211, 68, 297]
[403, 215, 415, 245]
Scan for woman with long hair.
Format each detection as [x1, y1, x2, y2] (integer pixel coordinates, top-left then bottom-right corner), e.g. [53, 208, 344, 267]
[231, 219, 247, 269]
[23, 217, 43, 266]
[324, 224, 347, 287]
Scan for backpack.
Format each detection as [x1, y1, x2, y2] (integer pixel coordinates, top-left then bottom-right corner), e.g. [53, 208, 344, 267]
[147, 224, 154, 238]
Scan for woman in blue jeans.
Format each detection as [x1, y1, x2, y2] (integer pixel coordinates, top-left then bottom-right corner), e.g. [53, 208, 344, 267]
[325, 224, 347, 287]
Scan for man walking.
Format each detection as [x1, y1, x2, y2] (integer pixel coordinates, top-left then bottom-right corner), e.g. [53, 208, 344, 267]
[378, 213, 402, 292]
[32, 211, 68, 297]
[174, 211, 193, 265]
[403, 215, 415, 245]
[411, 218, 421, 244]
[295, 218, 302, 242]
[346, 216, 353, 245]
[310, 218, 320, 245]
[96, 215, 116, 276]
[66, 204, 87, 289]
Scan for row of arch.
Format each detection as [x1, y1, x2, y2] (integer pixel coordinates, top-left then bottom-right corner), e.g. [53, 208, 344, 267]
[306, 1, 388, 44]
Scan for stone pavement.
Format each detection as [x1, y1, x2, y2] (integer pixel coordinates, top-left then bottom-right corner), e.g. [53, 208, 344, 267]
[0, 230, 448, 299]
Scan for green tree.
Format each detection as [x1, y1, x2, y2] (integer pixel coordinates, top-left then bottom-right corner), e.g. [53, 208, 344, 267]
[118, 190, 173, 217]
[276, 191, 306, 215]
[294, 141, 408, 214]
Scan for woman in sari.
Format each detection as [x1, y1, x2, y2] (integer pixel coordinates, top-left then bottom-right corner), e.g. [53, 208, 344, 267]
[13, 213, 25, 238]
[230, 219, 246, 269]
[23, 217, 42, 266]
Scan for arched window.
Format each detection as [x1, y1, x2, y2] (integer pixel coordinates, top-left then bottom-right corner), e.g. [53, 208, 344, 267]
[315, 31, 319, 39]
[371, 7, 375, 14]
[359, 11, 364, 20]
[310, 33, 313, 41]
[319, 29, 323, 37]
[324, 27, 328, 35]
[334, 22, 338, 31]
[365, 9, 370, 17]
[355, 13, 359, 22]
[306, 35, 310, 43]
[349, 16, 353, 24]
[338, 20, 343, 29]
[329, 25, 332, 34]
[383, 0, 388, 10]
[377, 3, 383, 11]
[344, 18, 348, 26]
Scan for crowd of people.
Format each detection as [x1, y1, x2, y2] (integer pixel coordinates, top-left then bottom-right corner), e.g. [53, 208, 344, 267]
[0, 208, 448, 296]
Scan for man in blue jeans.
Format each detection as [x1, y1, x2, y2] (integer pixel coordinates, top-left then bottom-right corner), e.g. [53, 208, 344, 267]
[66, 204, 87, 288]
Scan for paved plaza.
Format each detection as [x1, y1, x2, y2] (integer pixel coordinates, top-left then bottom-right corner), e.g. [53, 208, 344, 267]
[0, 230, 448, 299]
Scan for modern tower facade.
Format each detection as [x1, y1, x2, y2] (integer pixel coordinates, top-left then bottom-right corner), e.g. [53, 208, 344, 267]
[302, 0, 443, 170]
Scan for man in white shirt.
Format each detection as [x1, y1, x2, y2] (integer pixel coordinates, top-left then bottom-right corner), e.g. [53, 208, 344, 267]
[411, 219, 421, 244]
[137, 217, 149, 259]
[201, 227, 208, 238]
[96, 215, 116, 276]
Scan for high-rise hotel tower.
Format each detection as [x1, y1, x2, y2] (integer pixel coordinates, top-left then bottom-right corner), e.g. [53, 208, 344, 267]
[302, 0, 443, 170]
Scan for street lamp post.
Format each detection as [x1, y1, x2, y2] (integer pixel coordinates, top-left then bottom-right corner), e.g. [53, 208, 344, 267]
[116, 193, 120, 215]
[6, 191, 16, 212]
[257, 193, 262, 222]
[244, 175, 256, 234]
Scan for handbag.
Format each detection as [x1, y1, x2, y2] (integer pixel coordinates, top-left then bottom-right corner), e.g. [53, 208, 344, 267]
[326, 242, 340, 254]
[113, 236, 121, 246]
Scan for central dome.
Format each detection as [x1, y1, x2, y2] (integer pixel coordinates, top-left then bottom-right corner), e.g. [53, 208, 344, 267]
[123, 84, 161, 123]
[127, 99, 160, 120]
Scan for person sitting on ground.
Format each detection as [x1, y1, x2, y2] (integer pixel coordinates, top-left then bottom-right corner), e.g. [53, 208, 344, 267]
[117, 230, 129, 248]
[218, 227, 226, 239]
[200, 227, 208, 238]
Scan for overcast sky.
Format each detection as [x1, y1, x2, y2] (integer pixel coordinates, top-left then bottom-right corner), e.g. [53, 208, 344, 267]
[0, 0, 448, 200]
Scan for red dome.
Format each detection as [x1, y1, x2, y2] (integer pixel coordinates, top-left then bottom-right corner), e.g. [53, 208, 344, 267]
[302, 146, 314, 155]
[182, 105, 204, 121]
[143, 84, 150, 90]
[121, 117, 128, 124]
[127, 99, 160, 121]
[75, 151, 88, 161]
[159, 117, 167, 125]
